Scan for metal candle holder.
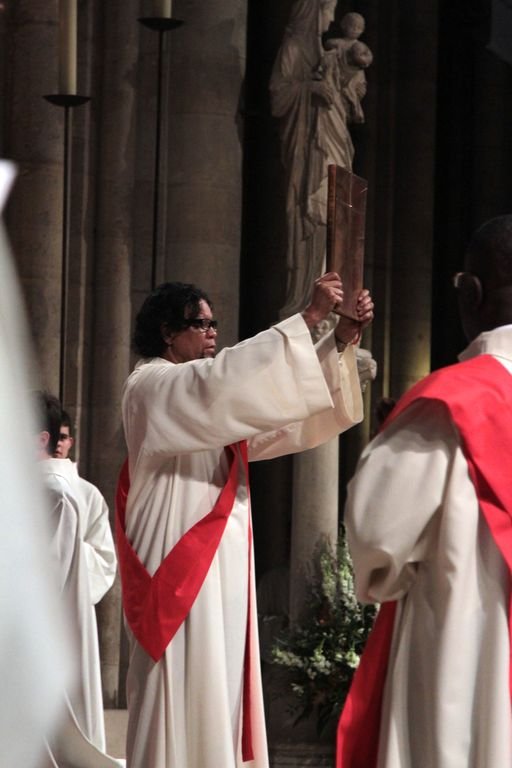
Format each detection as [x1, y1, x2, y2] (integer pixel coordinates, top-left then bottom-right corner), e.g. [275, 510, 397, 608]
[44, 92, 91, 404]
[138, 15, 184, 289]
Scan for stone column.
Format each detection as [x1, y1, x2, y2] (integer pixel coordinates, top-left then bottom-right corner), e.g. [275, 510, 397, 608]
[289, 439, 339, 621]
[162, 0, 248, 347]
[87, 1, 139, 707]
[4, 0, 63, 391]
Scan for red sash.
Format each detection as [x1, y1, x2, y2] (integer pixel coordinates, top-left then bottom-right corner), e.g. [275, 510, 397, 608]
[337, 354, 512, 768]
[115, 441, 254, 760]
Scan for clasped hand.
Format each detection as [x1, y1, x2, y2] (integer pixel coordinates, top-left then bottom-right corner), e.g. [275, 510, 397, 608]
[301, 272, 374, 344]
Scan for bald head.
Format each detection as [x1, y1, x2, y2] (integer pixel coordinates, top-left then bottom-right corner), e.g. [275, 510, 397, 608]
[457, 215, 512, 341]
[465, 215, 512, 287]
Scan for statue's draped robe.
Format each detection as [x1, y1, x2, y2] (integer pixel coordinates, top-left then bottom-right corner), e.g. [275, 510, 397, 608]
[307, 48, 355, 230]
[270, 0, 338, 316]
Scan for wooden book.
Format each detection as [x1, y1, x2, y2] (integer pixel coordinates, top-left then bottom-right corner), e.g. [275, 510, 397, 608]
[326, 165, 368, 319]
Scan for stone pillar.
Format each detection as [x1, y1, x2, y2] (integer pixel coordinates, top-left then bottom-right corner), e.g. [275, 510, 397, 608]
[289, 438, 339, 621]
[87, 1, 139, 707]
[162, 0, 248, 347]
[4, 0, 63, 391]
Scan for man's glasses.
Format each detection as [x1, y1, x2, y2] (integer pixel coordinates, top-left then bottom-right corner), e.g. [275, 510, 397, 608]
[183, 318, 218, 333]
[452, 272, 481, 289]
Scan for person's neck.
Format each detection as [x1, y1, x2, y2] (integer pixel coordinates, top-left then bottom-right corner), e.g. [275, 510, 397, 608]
[161, 348, 179, 364]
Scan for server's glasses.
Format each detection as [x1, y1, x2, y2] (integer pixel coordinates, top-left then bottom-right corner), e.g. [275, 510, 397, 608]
[183, 318, 218, 333]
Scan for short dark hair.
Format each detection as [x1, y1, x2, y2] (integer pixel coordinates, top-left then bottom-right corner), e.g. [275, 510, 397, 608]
[60, 409, 74, 437]
[34, 391, 63, 455]
[132, 282, 213, 358]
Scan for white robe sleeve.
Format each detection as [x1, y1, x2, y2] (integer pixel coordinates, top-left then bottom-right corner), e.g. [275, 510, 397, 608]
[345, 400, 458, 604]
[123, 314, 363, 461]
[79, 479, 117, 605]
[248, 338, 362, 461]
[45, 478, 80, 593]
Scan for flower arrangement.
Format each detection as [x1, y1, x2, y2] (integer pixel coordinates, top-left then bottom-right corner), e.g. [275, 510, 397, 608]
[272, 527, 377, 734]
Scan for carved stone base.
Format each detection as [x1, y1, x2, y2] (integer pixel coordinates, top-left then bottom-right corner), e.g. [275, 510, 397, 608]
[269, 743, 335, 767]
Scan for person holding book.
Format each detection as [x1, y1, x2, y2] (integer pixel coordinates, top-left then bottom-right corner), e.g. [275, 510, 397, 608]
[117, 273, 373, 768]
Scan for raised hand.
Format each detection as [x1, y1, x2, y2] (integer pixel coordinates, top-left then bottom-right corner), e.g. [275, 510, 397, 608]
[335, 289, 374, 345]
[302, 272, 344, 329]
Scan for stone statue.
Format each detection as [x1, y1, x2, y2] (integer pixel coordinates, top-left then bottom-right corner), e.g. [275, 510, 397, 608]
[270, 0, 337, 318]
[270, 2, 371, 319]
[325, 11, 366, 56]
[324, 12, 373, 125]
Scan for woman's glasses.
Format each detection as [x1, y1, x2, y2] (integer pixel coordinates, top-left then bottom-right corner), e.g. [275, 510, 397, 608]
[183, 318, 218, 333]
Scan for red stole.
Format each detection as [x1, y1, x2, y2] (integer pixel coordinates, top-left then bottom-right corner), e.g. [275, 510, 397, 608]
[115, 441, 255, 761]
[336, 354, 512, 768]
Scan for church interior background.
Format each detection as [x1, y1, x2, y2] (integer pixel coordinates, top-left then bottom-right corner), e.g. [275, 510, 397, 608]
[1, 0, 512, 759]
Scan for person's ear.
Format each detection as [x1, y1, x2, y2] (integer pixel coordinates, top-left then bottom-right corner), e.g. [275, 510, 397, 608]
[39, 431, 50, 452]
[69, 436, 75, 448]
[160, 323, 175, 346]
[456, 272, 483, 309]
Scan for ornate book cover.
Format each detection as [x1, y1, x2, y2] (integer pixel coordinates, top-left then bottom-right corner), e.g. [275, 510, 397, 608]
[326, 165, 368, 320]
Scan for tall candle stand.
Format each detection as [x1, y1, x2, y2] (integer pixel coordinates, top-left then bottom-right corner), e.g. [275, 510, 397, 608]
[138, 13, 184, 289]
[44, 92, 90, 403]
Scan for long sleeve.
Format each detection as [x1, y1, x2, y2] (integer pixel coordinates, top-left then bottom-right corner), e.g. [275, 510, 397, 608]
[248, 336, 362, 461]
[345, 400, 457, 604]
[45, 477, 80, 594]
[79, 479, 117, 605]
[123, 314, 361, 464]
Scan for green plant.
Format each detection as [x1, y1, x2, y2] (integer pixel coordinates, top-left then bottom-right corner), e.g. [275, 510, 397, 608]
[272, 527, 376, 734]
